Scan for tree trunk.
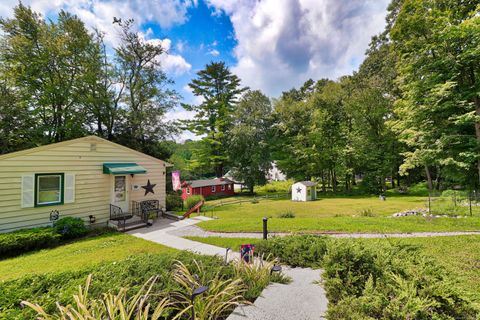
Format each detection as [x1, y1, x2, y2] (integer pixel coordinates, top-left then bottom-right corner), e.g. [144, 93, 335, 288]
[475, 96, 480, 186]
[332, 169, 337, 193]
[215, 164, 223, 178]
[321, 171, 326, 192]
[425, 165, 433, 191]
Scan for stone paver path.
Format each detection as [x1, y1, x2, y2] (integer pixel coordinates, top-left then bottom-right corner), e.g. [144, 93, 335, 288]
[128, 217, 328, 319]
[170, 224, 480, 239]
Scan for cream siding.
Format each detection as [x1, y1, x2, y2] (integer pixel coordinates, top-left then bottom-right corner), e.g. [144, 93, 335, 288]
[0, 137, 168, 233]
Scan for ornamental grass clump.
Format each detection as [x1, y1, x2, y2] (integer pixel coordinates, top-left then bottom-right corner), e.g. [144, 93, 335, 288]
[277, 211, 295, 218]
[170, 260, 248, 320]
[22, 274, 176, 320]
[231, 255, 290, 300]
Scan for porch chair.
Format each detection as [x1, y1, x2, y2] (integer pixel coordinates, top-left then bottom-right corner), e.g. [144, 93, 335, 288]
[140, 200, 163, 220]
[109, 204, 133, 230]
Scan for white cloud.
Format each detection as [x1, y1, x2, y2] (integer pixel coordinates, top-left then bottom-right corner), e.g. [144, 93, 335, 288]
[0, 1, 193, 76]
[0, 0, 195, 46]
[208, 49, 220, 56]
[206, 0, 390, 96]
[146, 38, 192, 75]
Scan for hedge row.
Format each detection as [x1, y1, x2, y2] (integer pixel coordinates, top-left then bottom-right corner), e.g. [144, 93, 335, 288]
[0, 228, 61, 258]
[0, 217, 88, 259]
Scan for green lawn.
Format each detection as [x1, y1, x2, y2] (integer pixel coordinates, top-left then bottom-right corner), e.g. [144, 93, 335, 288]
[196, 196, 480, 233]
[186, 235, 480, 306]
[0, 232, 174, 281]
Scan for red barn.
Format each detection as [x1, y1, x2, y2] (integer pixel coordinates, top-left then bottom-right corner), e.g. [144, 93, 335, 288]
[181, 178, 235, 200]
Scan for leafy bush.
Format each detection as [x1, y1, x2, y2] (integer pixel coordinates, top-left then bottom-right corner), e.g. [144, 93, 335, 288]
[277, 211, 295, 218]
[359, 208, 375, 217]
[166, 193, 183, 211]
[323, 241, 477, 319]
[54, 217, 88, 240]
[255, 235, 328, 268]
[0, 228, 61, 259]
[255, 180, 293, 194]
[407, 182, 430, 196]
[184, 195, 205, 210]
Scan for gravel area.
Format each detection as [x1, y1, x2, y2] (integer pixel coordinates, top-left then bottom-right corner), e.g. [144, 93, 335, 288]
[169, 224, 480, 239]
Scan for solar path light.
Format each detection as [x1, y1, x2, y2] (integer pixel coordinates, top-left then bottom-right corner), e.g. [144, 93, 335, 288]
[270, 265, 282, 275]
[225, 247, 231, 264]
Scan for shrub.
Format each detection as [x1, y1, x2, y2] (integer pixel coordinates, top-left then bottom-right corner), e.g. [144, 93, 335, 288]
[0, 227, 61, 259]
[359, 208, 375, 217]
[324, 241, 477, 319]
[256, 236, 478, 319]
[166, 193, 183, 211]
[184, 195, 205, 210]
[54, 217, 88, 240]
[255, 235, 328, 268]
[250, 198, 259, 204]
[277, 211, 295, 218]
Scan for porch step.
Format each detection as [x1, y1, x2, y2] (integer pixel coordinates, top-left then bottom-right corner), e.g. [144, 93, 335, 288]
[163, 211, 184, 221]
[108, 216, 149, 232]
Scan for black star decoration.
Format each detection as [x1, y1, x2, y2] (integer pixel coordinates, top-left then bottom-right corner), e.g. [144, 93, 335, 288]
[141, 180, 156, 196]
[296, 187, 302, 193]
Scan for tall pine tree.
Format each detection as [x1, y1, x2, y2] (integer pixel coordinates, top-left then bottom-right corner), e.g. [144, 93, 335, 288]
[183, 62, 246, 177]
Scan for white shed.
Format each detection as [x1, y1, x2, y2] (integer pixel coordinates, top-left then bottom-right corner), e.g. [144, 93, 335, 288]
[291, 181, 317, 201]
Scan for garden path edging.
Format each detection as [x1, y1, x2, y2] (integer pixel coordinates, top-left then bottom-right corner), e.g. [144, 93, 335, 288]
[168, 224, 480, 239]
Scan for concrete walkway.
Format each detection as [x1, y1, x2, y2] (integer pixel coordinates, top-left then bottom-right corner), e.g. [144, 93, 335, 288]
[227, 267, 327, 320]
[128, 216, 239, 260]
[128, 217, 328, 320]
[170, 224, 480, 239]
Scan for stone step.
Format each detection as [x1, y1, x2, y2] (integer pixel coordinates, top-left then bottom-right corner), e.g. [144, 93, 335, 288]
[163, 211, 184, 221]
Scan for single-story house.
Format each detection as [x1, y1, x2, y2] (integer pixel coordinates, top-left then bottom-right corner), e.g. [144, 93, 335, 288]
[291, 181, 317, 201]
[181, 178, 235, 200]
[0, 136, 170, 233]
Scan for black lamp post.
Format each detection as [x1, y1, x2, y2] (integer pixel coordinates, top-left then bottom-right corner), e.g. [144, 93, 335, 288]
[191, 285, 209, 320]
[262, 217, 268, 240]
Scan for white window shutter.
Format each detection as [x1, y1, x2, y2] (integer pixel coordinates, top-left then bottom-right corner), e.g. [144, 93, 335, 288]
[64, 173, 75, 203]
[21, 175, 34, 208]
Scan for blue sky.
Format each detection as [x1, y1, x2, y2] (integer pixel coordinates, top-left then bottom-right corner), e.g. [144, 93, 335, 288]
[0, 0, 391, 140]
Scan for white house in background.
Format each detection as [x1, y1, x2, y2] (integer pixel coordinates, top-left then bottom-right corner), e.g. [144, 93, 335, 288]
[291, 181, 317, 201]
[266, 162, 287, 181]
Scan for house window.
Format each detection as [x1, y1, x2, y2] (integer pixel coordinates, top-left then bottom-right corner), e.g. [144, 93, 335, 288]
[186, 187, 190, 194]
[211, 185, 216, 193]
[35, 173, 64, 207]
[221, 185, 225, 191]
[227, 184, 231, 190]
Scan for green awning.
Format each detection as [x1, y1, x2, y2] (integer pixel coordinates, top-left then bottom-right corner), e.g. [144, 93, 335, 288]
[103, 163, 147, 174]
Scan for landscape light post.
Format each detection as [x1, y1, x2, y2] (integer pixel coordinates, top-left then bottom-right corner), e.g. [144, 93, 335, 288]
[225, 247, 231, 264]
[191, 285, 209, 320]
[270, 265, 282, 275]
[263, 217, 268, 240]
